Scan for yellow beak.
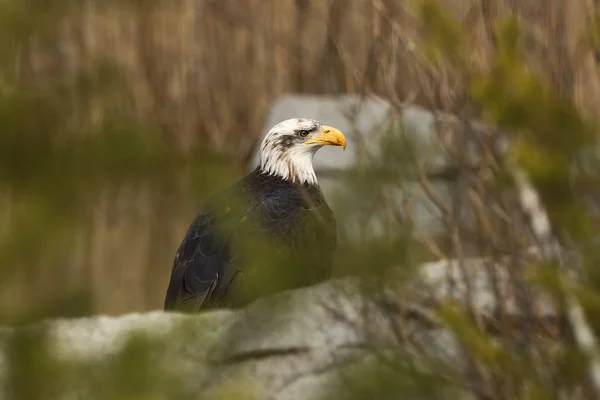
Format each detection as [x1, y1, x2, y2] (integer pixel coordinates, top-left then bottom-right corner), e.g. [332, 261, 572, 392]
[303, 125, 346, 150]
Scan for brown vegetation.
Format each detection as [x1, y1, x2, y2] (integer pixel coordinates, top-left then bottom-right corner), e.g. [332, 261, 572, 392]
[2, 0, 600, 321]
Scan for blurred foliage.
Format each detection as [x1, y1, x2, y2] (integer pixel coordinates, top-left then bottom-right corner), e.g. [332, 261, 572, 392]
[413, 2, 600, 399]
[0, 0, 242, 322]
[0, 0, 600, 399]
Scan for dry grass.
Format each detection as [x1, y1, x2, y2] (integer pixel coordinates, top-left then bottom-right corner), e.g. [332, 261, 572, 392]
[2, 0, 600, 317]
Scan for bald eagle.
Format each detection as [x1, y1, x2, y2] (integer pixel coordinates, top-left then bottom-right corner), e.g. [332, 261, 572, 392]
[163, 118, 346, 311]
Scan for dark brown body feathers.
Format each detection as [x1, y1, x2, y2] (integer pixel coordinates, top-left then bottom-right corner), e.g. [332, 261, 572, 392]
[163, 168, 337, 311]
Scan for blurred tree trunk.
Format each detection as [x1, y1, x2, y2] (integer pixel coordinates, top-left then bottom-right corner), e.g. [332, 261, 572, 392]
[292, 0, 309, 92]
[135, 1, 174, 150]
[316, 0, 348, 94]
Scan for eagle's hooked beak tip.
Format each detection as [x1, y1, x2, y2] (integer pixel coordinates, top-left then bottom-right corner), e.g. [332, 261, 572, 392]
[304, 125, 347, 150]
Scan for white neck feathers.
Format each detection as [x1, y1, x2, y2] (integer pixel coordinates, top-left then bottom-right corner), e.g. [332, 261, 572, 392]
[258, 146, 319, 186]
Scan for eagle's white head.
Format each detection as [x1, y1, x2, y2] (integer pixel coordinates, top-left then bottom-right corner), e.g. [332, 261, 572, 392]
[258, 118, 346, 186]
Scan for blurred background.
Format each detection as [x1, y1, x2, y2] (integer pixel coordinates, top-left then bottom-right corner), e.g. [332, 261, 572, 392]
[1, 0, 599, 324]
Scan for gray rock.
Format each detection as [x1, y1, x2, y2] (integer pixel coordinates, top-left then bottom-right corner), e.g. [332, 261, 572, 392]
[0, 257, 559, 399]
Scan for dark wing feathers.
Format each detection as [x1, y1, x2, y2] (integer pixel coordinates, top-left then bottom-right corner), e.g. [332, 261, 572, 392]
[164, 171, 337, 311]
[164, 205, 239, 310]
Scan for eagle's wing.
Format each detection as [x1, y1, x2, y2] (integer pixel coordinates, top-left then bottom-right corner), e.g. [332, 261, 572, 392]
[163, 203, 242, 311]
[163, 182, 337, 311]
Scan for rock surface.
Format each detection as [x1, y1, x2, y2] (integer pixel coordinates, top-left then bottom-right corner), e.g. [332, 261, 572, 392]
[0, 258, 558, 399]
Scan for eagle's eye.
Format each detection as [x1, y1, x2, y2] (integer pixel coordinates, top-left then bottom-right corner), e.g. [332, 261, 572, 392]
[298, 130, 310, 138]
